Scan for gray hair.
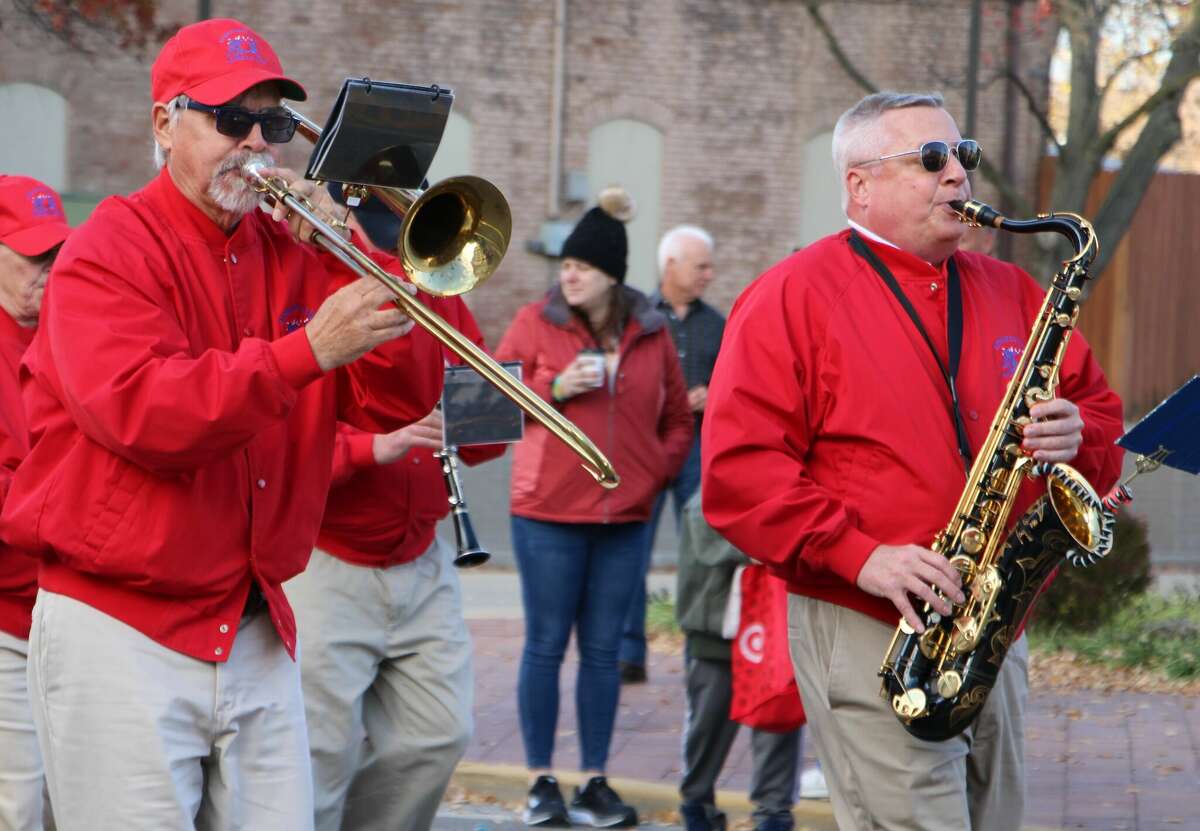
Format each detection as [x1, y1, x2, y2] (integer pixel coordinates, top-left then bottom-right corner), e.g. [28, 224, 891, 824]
[657, 224, 713, 276]
[153, 94, 190, 170]
[831, 91, 945, 210]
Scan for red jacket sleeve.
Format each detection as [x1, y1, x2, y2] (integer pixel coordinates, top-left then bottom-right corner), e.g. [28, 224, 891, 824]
[656, 330, 695, 481]
[495, 304, 559, 407]
[328, 295, 506, 480]
[45, 250, 320, 475]
[1058, 330, 1124, 493]
[324, 245, 444, 435]
[702, 272, 880, 585]
[44, 222, 440, 476]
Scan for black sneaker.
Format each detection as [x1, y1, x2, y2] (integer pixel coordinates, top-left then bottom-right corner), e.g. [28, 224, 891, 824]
[618, 661, 647, 684]
[523, 775, 569, 826]
[568, 776, 638, 827]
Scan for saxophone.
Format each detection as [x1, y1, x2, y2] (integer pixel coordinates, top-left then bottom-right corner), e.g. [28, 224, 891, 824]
[878, 199, 1115, 742]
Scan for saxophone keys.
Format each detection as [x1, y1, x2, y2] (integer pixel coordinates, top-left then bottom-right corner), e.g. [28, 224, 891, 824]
[1055, 312, 1073, 327]
[1065, 286, 1082, 301]
[960, 527, 984, 554]
[937, 670, 963, 698]
[892, 688, 927, 719]
[1024, 388, 1051, 409]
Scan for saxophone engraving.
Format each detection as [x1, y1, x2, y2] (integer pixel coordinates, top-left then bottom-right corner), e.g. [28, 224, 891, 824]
[878, 199, 1116, 741]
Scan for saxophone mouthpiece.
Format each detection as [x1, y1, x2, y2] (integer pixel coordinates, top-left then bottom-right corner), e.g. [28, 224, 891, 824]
[950, 199, 1005, 228]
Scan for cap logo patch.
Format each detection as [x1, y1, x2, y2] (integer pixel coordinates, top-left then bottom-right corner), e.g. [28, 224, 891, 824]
[222, 28, 266, 65]
[26, 187, 64, 219]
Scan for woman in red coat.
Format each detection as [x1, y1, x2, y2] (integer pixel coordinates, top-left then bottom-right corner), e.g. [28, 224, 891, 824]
[496, 188, 693, 827]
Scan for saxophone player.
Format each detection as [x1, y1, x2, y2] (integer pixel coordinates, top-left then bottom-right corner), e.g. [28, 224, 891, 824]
[701, 92, 1124, 831]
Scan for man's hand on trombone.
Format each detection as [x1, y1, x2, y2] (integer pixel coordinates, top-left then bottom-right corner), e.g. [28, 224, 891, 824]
[306, 276, 416, 372]
[256, 165, 348, 245]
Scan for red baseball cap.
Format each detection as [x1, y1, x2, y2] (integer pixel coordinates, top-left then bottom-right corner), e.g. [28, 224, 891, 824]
[0, 175, 71, 258]
[151, 18, 307, 105]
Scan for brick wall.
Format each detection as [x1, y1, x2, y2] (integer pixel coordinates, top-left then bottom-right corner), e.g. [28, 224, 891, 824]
[0, 0, 1055, 344]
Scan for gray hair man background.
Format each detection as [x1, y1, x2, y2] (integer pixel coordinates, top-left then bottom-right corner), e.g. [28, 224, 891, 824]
[619, 224, 722, 683]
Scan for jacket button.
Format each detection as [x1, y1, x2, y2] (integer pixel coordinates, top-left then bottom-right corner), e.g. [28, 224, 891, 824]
[219, 623, 229, 633]
[257, 478, 267, 489]
[230, 253, 239, 265]
[243, 327, 252, 337]
[214, 647, 223, 656]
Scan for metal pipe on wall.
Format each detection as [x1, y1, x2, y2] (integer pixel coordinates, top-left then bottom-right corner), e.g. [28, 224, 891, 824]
[547, 0, 568, 217]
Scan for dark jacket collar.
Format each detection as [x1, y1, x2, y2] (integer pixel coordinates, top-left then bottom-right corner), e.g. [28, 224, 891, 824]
[541, 284, 666, 336]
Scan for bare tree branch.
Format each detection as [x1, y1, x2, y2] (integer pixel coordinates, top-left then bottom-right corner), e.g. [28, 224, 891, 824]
[1006, 68, 1063, 150]
[802, 0, 877, 94]
[1095, 70, 1199, 157]
[1097, 45, 1170, 102]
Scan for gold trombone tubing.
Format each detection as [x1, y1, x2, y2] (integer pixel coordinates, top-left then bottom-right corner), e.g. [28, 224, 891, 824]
[243, 163, 620, 489]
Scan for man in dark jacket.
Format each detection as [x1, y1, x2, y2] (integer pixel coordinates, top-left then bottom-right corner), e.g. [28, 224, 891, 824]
[676, 489, 823, 831]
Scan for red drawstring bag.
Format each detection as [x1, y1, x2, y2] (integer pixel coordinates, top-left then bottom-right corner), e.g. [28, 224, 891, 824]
[729, 564, 806, 733]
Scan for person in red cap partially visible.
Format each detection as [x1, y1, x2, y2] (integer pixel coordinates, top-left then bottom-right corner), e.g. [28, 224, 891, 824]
[0, 18, 444, 830]
[0, 174, 70, 831]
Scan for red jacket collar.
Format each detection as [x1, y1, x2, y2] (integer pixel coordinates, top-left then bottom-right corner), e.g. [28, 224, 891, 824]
[145, 167, 262, 252]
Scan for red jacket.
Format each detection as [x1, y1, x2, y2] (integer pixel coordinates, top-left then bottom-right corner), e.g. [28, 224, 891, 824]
[0, 309, 35, 639]
[0, 169, 443, 661]
[496, 286, 693, 523]
[702, 231, 1124, 627]
[318, 297, 506, 568]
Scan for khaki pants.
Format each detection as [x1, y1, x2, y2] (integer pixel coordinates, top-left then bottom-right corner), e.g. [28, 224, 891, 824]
[287, 538, 474, 831]
[787, 595, 1027, 831]
[27, 590, 313, 831]
[0, 629, 45, 830]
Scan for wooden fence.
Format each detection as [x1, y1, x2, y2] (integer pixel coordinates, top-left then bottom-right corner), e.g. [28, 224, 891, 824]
[1038, 162, 1200, 417]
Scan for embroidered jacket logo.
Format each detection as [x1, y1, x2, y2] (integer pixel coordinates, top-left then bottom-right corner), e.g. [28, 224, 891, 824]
[993, 336, 1023, 380]
[278, 305, 313, 333]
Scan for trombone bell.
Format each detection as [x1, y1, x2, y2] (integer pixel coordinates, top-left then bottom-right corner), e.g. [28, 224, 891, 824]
[370, 177, 511, 297]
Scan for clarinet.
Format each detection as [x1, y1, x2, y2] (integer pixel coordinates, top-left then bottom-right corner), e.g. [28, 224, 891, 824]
[436, 446, 490, 568]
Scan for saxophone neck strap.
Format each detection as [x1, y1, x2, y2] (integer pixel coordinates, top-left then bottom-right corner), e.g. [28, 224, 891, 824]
[848, 230, 973, 472]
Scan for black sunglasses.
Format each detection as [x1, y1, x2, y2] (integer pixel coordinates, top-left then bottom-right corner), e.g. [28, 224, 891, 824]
[856, 139, 982, 173]
[184, 101, 298, 144]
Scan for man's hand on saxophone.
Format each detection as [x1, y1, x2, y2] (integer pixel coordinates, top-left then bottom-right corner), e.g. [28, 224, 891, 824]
[1021, 398, 1085, 463]
[856, 545, 967, 633]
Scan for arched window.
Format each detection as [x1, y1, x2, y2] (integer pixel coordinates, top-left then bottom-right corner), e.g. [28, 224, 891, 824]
[587, 119, 663, 294]
[0, 83, 67, 191]
[797, 129, 845, 249]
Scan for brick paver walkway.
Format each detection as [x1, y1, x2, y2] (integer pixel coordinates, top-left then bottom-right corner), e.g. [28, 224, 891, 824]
[465, 619, 1200, 830]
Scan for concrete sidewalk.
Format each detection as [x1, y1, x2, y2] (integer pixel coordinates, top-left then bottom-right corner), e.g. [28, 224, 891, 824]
[453, 571, 1200, 830]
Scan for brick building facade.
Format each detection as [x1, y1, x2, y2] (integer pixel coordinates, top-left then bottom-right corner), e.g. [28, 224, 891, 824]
[0, 0, 1054, 342]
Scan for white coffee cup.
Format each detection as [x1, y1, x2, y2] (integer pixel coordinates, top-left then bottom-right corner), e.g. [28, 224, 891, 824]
[577, 351, 606, 388]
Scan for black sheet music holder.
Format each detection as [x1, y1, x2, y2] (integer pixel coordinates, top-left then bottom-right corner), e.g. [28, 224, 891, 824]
[305, 78, 452, 189]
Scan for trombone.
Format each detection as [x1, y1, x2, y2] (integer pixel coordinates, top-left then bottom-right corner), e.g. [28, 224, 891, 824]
[242, 110, 619, 489]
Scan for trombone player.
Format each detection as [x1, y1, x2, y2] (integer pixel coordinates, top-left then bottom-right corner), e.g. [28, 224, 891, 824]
[288, 186, 506, 831]
[0, 18, 444, 830]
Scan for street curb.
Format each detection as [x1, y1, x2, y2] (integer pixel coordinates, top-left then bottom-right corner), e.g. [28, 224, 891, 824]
[452, 761, 839, 829]
[451, 761, 1065, 830]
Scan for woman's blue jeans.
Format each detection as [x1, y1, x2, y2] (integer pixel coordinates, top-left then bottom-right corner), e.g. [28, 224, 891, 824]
[511, 516, 647, 771]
